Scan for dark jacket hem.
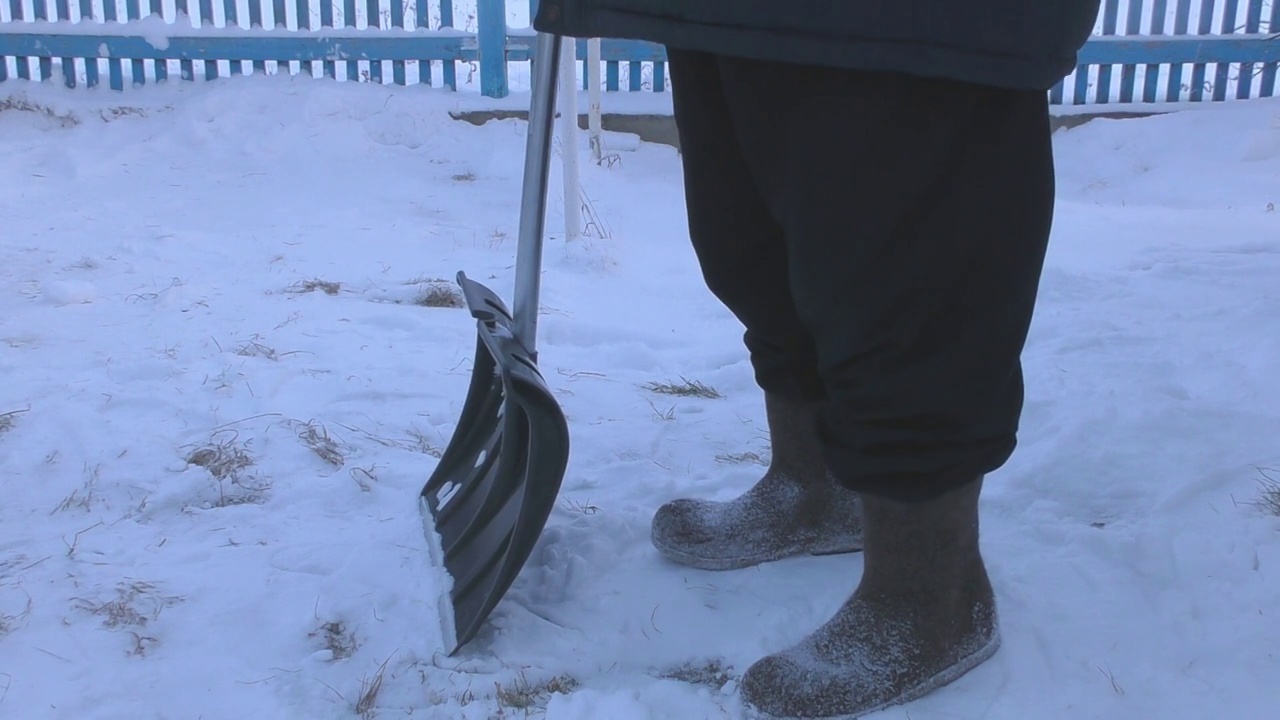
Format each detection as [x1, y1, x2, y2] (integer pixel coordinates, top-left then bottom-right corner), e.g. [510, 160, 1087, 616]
[537, 8, 1079, 92]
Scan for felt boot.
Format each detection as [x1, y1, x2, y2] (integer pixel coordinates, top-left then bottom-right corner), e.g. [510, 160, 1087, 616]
[650, 393, 863, 571]
[740, 477, 999, 719]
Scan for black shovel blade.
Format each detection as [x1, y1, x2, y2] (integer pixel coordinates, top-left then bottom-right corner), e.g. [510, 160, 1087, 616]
[420, 271, 570, 655]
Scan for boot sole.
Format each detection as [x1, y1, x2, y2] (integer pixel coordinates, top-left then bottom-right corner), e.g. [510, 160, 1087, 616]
[652, 535, 864, 571]
[741, 631, 1002, 720]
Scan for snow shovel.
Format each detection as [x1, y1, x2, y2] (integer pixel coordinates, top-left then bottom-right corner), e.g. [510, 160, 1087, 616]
[420, 32, 571, 656]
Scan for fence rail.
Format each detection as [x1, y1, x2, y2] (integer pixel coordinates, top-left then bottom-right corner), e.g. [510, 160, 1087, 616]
[1, 0, 1278, 103]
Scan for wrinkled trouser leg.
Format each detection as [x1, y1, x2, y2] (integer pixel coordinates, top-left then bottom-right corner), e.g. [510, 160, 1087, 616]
[668, 49, 827, 406]
[669, 49, 1055, 502]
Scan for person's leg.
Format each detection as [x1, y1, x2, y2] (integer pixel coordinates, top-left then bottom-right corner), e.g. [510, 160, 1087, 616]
[716, 60, 1054, 499]
[712, 58, 1055, 716]
[666, 48, 824, 406]
[647, 49, 862, 571]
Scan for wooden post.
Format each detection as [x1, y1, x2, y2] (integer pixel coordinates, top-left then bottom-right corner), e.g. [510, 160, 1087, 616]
[478, 0, 509, 97]
[559, 37, 581, 242]
[587, 38, 602, 162]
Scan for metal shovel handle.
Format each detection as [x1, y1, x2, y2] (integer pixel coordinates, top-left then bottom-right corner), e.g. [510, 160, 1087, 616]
[512, 32, 564, 357]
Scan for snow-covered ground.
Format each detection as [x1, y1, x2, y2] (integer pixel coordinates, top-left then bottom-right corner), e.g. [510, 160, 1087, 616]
[1, 76, 1278, 720]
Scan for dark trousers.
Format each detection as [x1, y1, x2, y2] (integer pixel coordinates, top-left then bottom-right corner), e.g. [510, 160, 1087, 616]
[667, 50, 1056, 502]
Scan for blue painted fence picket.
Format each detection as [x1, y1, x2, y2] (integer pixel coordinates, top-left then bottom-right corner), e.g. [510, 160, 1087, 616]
[0, 0, 1277, 101]
[0, 0, 475, 91]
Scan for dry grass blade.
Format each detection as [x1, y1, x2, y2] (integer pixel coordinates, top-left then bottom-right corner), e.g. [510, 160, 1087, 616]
[185, 432, 255, 480]
[227, 335, 306, 362]
[643, 377, 723, 399]
[100, 106, 149, 122]
[657, 659, 735, 690]
[217, 476, 272, 507]
[560, 497, 601, 515]
[286, 278, 342, 295]
[309, 620, 358, 660]
[405, 427, 444, 458]
[715, 451, 768, 466]
[185, 431, 268, 506]
[0, 555, 27, 578]
[73, 581, 182, 630]
[335, 421, 443, 458]
[1097, 664, 1125, 695]
[0, 408, 29, 436]
[412, 281, 464, 309]
[128, 631, 159, 657]
[580, 187, 612, 239]
[235, 340, 280, 361]
[0, 596, 33, 639]
[355, 656, 393, 719]
[289, 420, 345, 468]
[1249, 467, 1280, 517]
[349, 466, 379, 493]
[646, 400, 676, 421]
[0, 96, 80, 127]
[90, 583, 153, 628]
[495, 672, 579, 711]
[51, 463, 101, 514]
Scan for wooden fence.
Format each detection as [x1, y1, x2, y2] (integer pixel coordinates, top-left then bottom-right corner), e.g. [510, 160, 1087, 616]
[1, 0, 1278, 103]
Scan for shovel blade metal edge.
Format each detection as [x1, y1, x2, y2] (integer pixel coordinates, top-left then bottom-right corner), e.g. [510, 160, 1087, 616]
[421, 272, 570, 655]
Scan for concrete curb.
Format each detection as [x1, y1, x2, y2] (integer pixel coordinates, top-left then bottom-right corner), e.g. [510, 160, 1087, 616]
[450, 109, 1165, 151]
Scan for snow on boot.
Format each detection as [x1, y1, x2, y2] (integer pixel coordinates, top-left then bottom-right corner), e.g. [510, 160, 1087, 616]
[650, 393, 863, 571]
[739, 477, 999, 719]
